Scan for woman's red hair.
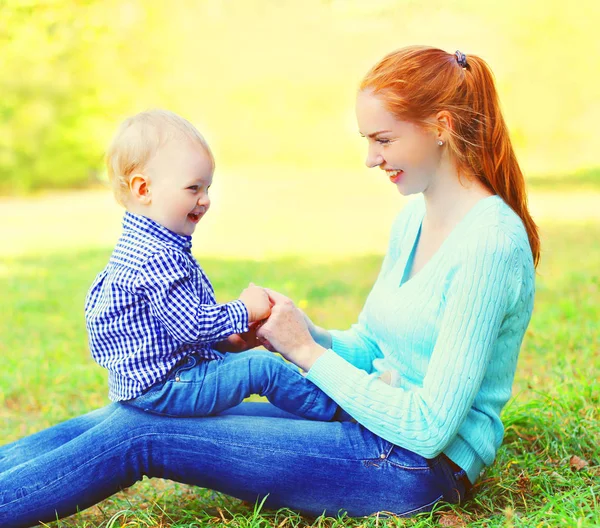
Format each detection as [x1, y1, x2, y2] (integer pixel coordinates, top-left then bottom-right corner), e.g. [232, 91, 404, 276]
[360, 46, 540, 267]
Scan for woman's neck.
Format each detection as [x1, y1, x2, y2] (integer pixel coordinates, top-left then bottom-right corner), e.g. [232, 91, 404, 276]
[422, 165, 493, 231]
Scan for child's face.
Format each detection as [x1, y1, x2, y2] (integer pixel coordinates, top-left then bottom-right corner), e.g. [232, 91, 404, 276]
[143, 139, 214, 236]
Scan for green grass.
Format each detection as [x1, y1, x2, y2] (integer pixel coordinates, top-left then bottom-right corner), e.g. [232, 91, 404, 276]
[1, 223, 599, 527]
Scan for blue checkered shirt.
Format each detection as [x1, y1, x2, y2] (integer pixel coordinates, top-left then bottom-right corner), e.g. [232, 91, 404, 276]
[85, 212, 249, 401]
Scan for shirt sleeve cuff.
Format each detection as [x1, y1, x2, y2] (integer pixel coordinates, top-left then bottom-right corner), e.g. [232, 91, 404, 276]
[224, 300, 249, 334]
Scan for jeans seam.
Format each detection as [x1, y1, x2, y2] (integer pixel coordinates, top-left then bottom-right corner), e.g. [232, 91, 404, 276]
[395, 494, 443, 517]
[0, 435, 146, 508]
[385, 461, 432, 470]
[296, 383, 324, 417]
[177, 431, 411, 462]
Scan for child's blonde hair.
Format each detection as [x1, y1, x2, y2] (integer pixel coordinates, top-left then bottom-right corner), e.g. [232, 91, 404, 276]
[106, 109, 213, 206]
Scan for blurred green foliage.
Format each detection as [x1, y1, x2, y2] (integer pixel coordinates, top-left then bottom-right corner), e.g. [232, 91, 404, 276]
[1, 0, 598, 195]
[0, 0, 170, 193]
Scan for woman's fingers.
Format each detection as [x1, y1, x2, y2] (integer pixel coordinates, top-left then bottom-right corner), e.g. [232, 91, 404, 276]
[255, 322, 275, 351]
[263, 288, 292, 306]
[256, 302, 311, 360]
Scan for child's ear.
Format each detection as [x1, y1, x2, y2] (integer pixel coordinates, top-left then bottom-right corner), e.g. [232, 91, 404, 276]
[129, 173, 151, 205]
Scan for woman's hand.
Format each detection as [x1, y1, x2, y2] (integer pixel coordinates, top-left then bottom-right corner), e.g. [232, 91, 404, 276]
[214, 321, 263, 353]
[263, 288, 333, 349]
[256, 289, 326, 372]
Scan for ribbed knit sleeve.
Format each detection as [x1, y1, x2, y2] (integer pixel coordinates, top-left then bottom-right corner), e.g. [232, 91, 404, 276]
[329, 326, 383, 374]
[307, 231, 522, 461]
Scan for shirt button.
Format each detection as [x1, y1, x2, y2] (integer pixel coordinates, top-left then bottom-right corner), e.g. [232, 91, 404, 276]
[380, 453, 386, 459]
[236, 323, 243, 330]
[175, 376, 180, 382]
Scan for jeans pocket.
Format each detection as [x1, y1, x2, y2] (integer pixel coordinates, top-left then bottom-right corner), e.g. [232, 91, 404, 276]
[126, 356, 213, 416]
[385, 444, 432, 470]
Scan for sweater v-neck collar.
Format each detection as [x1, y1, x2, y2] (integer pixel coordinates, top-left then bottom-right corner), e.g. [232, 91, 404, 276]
[397, 195, 500, 287]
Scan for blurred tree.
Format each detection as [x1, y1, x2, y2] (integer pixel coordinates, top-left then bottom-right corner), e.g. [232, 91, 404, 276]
[0, 0, 172, 194]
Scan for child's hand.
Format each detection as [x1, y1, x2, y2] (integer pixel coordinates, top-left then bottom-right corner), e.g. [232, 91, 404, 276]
[238, 283, 272, 323]
[214, 321, 263, 353]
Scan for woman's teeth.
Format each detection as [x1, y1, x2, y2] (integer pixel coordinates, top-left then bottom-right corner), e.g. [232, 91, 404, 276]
[387, 169, 403, 183]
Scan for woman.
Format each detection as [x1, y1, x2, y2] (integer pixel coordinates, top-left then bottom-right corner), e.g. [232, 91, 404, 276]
[0, 46, 538, 527]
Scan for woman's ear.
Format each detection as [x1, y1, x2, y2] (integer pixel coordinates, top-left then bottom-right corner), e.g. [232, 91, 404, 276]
[435, 110, 454, 143]
[129, 173, 151, 205]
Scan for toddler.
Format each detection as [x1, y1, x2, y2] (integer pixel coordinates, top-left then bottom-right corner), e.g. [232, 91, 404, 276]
[85, 109, 340, 420]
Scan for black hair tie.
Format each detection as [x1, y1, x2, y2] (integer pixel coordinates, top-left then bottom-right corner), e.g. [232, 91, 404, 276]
[455, 50, 468, 68]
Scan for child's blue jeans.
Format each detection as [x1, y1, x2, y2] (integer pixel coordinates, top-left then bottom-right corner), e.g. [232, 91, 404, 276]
[123, 350, 340, 421]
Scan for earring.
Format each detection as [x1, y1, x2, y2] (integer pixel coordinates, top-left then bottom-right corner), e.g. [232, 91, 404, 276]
[437, 140, 444, 146]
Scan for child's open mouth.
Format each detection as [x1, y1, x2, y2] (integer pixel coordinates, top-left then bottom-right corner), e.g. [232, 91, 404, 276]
[188, 213, 201, 223]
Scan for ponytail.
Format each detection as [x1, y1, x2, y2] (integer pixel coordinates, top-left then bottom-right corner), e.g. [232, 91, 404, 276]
[461, 55, 540, 267]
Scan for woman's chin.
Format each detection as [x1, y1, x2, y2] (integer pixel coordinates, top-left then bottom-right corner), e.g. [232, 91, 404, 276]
[395, 185, 418, 197]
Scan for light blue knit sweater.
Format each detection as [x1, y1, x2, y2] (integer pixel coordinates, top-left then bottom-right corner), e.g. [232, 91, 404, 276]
[306, 195, 535, 483]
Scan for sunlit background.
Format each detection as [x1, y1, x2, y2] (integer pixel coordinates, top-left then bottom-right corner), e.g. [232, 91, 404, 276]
[1, 0, 598, 259]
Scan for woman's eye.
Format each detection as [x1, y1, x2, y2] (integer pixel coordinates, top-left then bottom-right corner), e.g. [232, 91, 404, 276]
[376, 138, 391, 145]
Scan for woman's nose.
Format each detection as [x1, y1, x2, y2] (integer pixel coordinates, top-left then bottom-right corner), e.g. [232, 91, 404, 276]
[365, 147, 383, 168]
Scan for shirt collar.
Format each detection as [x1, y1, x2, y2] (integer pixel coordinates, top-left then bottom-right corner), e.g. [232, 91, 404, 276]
[122, 212, 192, 252]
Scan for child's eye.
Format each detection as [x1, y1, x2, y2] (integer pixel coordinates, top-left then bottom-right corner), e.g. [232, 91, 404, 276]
[188, 186, 200, 192]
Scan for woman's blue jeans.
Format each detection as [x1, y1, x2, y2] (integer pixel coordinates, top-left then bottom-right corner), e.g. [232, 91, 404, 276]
[0, 402, 470, 527]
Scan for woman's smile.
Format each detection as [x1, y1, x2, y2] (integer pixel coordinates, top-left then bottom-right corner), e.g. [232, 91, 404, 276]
[385, 169, 404, 183]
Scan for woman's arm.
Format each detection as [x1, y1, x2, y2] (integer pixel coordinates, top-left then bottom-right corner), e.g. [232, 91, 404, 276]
[260, 234, 528, 459]
[309, 235, 527, 457]
[301, 311, 332, 349]
[256, 293, 327, 371]
[262, 290, 383, 373]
